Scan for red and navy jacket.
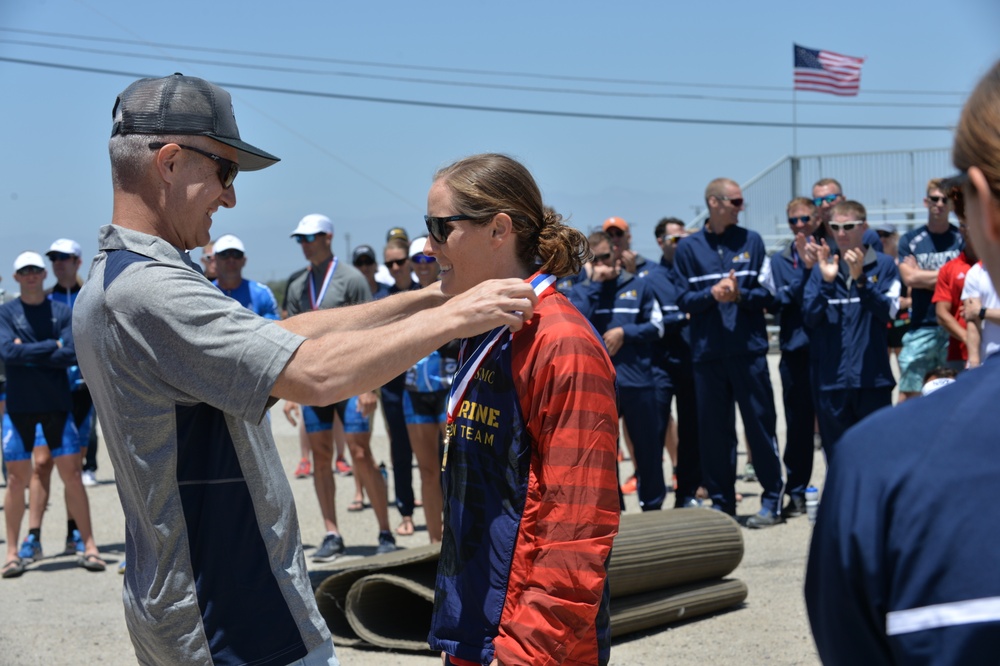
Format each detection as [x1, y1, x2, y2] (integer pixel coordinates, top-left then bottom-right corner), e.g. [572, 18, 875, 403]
[672, 223, 772, 362]
[802, 246, 901, 390]
[429, 275, 620, 666]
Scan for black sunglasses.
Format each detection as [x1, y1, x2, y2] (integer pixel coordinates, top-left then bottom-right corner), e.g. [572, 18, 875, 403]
[385, 258, 408, 269]
[592, 252, 614, 263]
[149, 142, 239, 189]
[424, 215, 474, 244]
[927, 195, 949, 204]
[216, 250, 244, 260]
[47, 252, 74, 262]
[788, 216, 812, 226]
[16, 266, 44, 276]
[717, 196, 744, 208]
[353, 257, 375, 267]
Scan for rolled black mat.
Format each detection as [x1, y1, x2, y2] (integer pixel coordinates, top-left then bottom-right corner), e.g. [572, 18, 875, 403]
[314, 509, 746, 650]
[344, 571, 438, 651]
[607, 508, 744, 597]
[314, 544, 441, 646]
[609, 578, 748, 638]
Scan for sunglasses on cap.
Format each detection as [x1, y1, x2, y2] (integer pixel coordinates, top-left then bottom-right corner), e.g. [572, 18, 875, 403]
[149, 142, 238, 189]
[16, 266, 44, 276]
[788, 216, 812, 226]
[813, 194, 840, 206]
[385, 258, 408, 269]
[424, 215, 474, 244]
[48, 252, 75, 262]
[411, 254, 436, 264]
[828, 221, 862, 232]
[294, 233, 326, 244]
[216, 250, 244, 260]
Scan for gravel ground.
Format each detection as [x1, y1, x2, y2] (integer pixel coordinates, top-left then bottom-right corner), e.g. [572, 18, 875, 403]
[0, 353, 832, 665]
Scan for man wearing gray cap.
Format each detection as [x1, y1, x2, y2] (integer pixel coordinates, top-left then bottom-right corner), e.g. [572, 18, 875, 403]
[73, 74, 536, 666]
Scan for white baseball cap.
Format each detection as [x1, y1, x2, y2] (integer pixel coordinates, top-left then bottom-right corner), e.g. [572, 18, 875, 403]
[14, 251, 46, 272]
[47, 238, 82, 258]
[213, 234, 246, 254]
[409, 237, 430, 259]
[291, 214, 334, 237]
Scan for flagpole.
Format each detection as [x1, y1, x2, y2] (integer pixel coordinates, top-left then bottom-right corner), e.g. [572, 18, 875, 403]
[793, 88, 798, 158]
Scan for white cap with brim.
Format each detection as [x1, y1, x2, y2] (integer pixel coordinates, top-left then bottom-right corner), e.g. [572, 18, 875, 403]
[47, 238, 82, 258]
[14, 252, 45, 272]
[409, 237, 429, 259]
[291, 214, 334, 237]
[213, 234, 246, 254]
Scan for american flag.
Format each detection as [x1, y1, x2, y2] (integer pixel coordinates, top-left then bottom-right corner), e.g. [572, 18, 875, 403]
[794, 44, 865, 97]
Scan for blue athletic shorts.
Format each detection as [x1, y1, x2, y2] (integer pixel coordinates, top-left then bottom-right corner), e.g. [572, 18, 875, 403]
[303, 398, 371, 434]
[2, 412, 81, 462]
[403, 389, 447, 425]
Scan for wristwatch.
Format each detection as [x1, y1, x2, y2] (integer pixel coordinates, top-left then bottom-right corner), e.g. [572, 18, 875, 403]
[980, 307, 987, 322]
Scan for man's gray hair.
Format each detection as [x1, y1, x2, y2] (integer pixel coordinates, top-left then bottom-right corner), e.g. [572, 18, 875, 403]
[109, 134, 181, 192]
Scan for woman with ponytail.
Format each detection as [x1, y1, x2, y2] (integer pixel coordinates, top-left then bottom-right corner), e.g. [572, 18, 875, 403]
[421, 153, 620, 666]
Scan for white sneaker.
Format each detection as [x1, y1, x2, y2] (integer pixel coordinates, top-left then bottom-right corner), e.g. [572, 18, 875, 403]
[82, 470, 98, 487]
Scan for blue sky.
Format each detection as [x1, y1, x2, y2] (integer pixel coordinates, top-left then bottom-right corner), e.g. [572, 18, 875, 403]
[1, 0, 998, 284]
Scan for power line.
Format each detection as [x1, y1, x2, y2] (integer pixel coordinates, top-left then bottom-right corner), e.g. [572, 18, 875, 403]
[0, 37, 963, 109]
[0, 25, 970, 98]
[0, 56, 955, 131]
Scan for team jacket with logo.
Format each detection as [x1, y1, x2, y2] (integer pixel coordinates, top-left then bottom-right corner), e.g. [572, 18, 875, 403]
[567, 272, 663, 388]
[802, 246, 901, 390]
[672, 224, 772, 362]
[429, 279, 620, 666]
[761, 240, 813, 353]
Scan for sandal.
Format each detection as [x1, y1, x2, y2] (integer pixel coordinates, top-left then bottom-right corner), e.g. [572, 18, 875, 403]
[347, 500, 366, 512]
[2, 558, 25, 579]
[396, 517, 415, 536]
[78, 553, 107, 572]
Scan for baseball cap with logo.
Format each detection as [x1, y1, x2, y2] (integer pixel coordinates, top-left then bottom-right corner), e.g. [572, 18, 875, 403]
[352, 245, 376, 264]
[47, 238, 82, 259]
[14, 252, 46, 272]
[213, 234, 246, 254]
[386, 227, 409, 243]
[602, 217, 630, 234]
[291, 214, 334, 237]
[111, 73, 279, 171]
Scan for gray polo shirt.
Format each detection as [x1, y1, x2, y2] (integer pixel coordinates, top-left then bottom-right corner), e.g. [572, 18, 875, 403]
[74, 224, 332, 666]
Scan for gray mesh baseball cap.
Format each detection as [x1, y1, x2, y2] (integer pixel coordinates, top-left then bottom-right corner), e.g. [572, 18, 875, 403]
[111, 73, 279, 171]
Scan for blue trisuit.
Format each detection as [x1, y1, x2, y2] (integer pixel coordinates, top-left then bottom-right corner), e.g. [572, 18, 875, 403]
[673, 223, 783, 516]
[761, 240, 818, 502]
[569, 271, 665, 510]
[802, 245, 900, 458]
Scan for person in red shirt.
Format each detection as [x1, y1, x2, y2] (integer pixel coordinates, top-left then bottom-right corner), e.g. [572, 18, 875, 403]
[423, 153, 620, 666]
[933, 219, 977, 369]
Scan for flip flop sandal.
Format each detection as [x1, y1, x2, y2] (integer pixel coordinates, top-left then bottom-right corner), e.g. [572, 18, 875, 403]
[347, 500, 366, 512]
[2, 558, 25, 579]
[78, 553, 107, 572]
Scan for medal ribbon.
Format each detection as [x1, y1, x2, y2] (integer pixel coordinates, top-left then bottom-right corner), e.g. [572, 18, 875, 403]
[442, 273, 557, 470]
[308, 257, 338, 311]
